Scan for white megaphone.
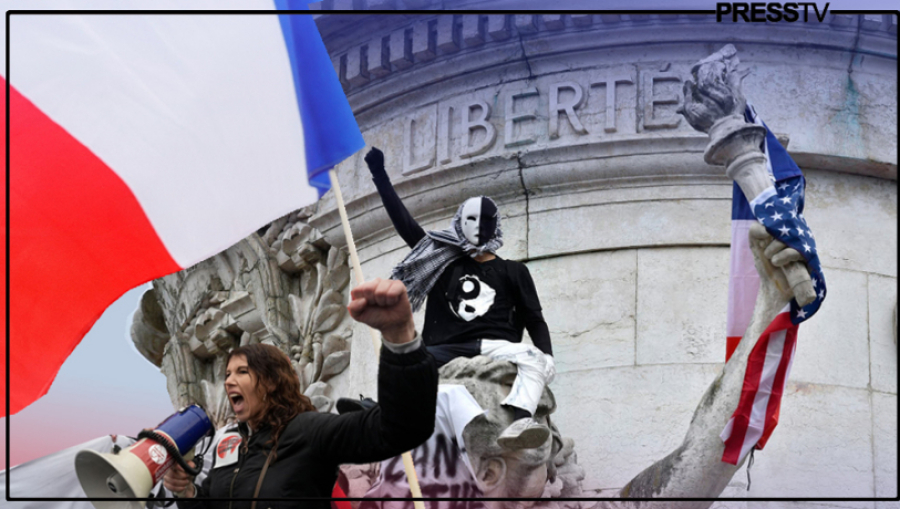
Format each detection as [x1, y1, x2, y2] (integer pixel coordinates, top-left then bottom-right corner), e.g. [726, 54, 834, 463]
[75, 405, 213, 509]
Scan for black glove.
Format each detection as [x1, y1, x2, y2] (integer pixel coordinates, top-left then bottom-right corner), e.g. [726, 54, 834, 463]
[364, 147, 388, 181]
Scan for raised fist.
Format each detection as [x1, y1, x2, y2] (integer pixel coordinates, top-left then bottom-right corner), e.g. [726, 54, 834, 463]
[364, 147, 387, 178]
[348, 278, 416, 345]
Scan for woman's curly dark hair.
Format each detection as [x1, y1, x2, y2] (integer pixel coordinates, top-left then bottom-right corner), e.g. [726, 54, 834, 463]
[226, 343, 316, 451]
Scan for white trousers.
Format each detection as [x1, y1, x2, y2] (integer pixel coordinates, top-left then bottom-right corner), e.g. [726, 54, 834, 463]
[480, 340, 555, 416]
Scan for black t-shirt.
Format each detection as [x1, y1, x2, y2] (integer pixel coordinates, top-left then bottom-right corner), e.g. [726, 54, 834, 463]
[422, 255, 548, 350]
[372, 173, 552, 355]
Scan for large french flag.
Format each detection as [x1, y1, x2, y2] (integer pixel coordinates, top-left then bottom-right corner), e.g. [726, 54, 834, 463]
[3, 3, 363, 415]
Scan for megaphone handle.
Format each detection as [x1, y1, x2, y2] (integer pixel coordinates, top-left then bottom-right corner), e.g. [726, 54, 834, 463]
[173, 484, 196, 499]
[175, 449, 197, 497]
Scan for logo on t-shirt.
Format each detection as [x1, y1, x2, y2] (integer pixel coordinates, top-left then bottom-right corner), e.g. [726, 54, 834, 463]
[449, 275, 496, 321]
[215, 432, 242, 468]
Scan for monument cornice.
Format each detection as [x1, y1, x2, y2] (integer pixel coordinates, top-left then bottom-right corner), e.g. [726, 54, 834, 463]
[314, 13, 896, 108]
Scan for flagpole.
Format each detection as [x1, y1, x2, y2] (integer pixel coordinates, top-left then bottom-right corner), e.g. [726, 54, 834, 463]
[328, 169, 426, 508]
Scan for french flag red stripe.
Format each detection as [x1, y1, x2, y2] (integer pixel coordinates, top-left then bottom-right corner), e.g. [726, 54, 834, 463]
[4, 80, 181, 413]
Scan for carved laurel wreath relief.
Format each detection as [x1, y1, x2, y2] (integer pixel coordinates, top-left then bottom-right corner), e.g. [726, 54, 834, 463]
[131, 208, 353, 429]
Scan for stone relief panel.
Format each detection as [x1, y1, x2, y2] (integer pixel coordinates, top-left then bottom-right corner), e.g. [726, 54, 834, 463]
[131, 209, 354, 429]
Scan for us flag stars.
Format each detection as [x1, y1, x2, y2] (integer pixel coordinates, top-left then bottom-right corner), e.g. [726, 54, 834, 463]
[751, 174, 825, 325]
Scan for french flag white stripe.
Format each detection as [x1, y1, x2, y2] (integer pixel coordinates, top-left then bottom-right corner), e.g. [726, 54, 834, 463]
[11, 11, 315, 267]
[727, 219, 760, 339]
[739, 325, 788, 461]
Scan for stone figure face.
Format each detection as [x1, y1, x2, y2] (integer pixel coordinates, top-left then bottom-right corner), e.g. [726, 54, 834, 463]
[439, 357, 559, 508]
[460, 197, 498, 246]
[474, 437, 553, 503]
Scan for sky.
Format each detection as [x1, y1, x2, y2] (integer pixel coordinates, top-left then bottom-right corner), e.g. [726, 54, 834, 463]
[0, 0, 896, 475]
[1, 284, 174, 468]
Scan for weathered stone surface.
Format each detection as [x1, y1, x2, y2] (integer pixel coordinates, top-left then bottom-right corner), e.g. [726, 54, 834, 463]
[128, 17, 897, 504]
[873, 392, 898, 499]
[789, 268, 869, 389]
[442, 357, 591, 507]
[743, 383, 873, 498]
[869, 274, 898, 394]
[135, 216, 356, 428]
[528, 250, 637, 372]
[130, 288, 171, 367]
[552, 363, 723, 490]
[528, 186, 732, 257]
[804, 171, 897, 277]
[637, 248, 729, 365]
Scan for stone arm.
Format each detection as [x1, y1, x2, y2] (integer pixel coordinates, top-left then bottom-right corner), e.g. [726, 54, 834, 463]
[615, 45, 818, 506]
[364, 147, 427, 249]
[619, 223, 797, 504]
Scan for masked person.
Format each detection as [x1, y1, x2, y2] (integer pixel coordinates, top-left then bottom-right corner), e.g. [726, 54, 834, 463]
[361, 147, 555, 449]
[163, 278, 438, 509]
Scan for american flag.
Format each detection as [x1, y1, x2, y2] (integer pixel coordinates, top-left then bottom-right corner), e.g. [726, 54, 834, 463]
[720, 105, 827, 465]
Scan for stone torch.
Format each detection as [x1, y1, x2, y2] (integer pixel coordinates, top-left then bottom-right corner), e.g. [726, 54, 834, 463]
[679, 44, 816, 307]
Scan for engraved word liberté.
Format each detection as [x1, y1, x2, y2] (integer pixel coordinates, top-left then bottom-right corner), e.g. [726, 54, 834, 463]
[403, 69, 683, 175]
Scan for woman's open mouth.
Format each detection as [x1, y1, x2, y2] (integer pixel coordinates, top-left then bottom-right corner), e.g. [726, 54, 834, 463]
[230, 394, 245, 414]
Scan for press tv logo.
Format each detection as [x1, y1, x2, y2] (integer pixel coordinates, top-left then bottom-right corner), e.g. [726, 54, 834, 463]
[716, 2, 831, 22]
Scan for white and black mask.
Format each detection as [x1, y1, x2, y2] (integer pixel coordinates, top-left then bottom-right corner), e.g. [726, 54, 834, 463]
[460, 197, 499, 247]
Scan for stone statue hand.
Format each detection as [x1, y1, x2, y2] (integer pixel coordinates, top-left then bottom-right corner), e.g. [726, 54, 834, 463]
[348, 278, 416, 345]
[748, 222, 813, 304]
[679, 44, 750, 133]
[364, 147, 388, 180]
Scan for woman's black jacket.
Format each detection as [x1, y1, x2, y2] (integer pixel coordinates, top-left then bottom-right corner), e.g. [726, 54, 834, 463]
[176, 341, 437, 509]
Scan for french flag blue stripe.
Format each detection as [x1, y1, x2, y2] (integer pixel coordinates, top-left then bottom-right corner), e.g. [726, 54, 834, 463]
[731, 182, 755, 221]
[276, 0, 365, 196]
[763, 127, 801, 181]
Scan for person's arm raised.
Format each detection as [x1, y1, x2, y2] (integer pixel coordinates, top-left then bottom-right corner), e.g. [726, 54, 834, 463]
[364, 148, 427, 248]
[309, 279, 437, 465]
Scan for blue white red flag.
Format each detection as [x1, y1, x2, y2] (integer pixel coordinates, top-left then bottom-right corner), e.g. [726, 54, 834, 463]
[276, 0, 365, 196]
[3, 4, 362, 414]
[720, 104, 827, 465]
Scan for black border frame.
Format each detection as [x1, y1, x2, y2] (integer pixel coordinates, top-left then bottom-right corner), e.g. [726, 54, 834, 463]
[5, 5, 900, 505]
